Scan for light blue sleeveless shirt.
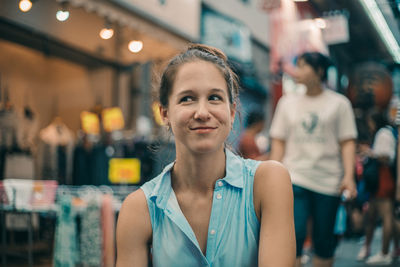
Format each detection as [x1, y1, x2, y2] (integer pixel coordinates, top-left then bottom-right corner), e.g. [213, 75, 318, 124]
[141, 150, 261, 267]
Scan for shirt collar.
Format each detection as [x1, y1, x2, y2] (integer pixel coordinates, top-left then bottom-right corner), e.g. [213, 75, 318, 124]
[223, 149, 244, 188]
[149, 149, 244, 210]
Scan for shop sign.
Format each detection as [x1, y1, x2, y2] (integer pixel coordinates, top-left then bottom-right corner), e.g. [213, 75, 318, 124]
[109, 158, 141, 184]
[111, 0, 201, 40]
[102, 107, 125, 132]
[201, 7, 252, 63]
[321, 14, 349, 45]
[80, 111, 100, 135]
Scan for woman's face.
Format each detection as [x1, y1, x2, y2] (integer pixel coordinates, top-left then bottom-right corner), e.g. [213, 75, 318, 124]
[294, 58, 322, 86]
[160, 60, 236, 154]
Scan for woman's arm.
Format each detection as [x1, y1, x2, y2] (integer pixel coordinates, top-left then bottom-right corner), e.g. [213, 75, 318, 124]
[269, 138, 286, 162]
[340, 139, 357, 198]
[254, 161, 295, 267]
[116, 189, 152, 267]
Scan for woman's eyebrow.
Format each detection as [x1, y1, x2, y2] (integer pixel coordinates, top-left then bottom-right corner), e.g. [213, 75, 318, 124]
[210, 88, 226, 94]
[176, 89, 196, 97]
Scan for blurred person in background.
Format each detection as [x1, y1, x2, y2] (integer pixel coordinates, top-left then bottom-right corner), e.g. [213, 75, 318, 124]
[357, 110, 396, 265]
[238, 110, 269, 160]
[116, 44, 295, 267]
[269, 52, 357, 267]
[392, 102, 400, 260]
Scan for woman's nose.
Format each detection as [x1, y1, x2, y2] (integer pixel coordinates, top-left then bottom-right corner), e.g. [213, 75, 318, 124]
[194, 101, 211, 120]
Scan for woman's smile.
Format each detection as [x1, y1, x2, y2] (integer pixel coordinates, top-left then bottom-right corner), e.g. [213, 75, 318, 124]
[190, 126, 217, 133]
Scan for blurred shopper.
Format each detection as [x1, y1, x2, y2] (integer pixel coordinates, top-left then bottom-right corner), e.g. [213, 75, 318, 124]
[269, 52, 357, 267]
[116, 44, 295, 267]
[393, 102, 400, 258]
[238, 110, 269, 160]
[357, 111, 397, 265]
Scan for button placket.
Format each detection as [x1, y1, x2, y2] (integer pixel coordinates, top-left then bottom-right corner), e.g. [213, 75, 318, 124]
[205, 185, 224, 262]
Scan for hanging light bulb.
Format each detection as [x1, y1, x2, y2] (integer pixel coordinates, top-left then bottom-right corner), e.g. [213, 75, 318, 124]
[56, 1, 70, 22]
[100, 28, 114, 40]
[99, 20, 114, 40]
[128, 40, 143, 53]
[19, 0, 32, 12]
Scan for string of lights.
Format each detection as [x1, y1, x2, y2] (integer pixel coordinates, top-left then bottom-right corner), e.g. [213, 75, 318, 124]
[18, 0, 143, 53]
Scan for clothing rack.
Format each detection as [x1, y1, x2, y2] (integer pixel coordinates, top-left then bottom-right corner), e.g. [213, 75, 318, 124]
[0, 183, 138, 267]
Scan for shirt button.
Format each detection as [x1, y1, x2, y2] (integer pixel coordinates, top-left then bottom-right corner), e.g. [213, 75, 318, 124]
[217, 181, 223, 187]
[216, 193, 222, 200]
[210, 229, 216, 235]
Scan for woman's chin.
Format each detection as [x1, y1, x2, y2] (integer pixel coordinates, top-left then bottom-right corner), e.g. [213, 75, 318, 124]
[189, 143, 223, 154]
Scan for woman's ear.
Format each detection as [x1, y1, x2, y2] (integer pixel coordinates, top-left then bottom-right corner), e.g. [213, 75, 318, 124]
[230, 102, 236, 124]
[159, 105, 169, 126]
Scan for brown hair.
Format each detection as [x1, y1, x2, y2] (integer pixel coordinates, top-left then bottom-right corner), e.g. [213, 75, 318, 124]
[158, 44, 240, 107]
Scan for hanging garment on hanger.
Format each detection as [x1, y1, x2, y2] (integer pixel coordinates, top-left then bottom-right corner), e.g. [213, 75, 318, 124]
[53, 195, 79, 267]
[37, 121, 74, 183]
[17, 106, 39, 153]
[90, 144, 110, 185]
[101, 194, 115, 267]
[1, 109, 35, 180]
[4, 152, 34, 179]
[39, 120, 74, 146]
[80, 199, 102, 266]
[0, 109, 19, 150]
[0, 146, 5, 180]
[72, 144, 92, 185]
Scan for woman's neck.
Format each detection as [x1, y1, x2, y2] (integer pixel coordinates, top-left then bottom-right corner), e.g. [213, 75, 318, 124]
[172, 147, 226, 195]
[305, 82, 323, 96]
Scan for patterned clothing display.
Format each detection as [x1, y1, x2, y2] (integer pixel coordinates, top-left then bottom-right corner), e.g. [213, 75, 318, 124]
[53, 195, 79, 267]
[102, 194, 115, 267]
[80, 199, 102, 266]
[141, 150, 261, 267]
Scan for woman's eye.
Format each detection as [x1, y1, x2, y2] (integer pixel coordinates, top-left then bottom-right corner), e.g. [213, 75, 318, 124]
[180, 96, 194, 103]
[209, 95, 223, 101]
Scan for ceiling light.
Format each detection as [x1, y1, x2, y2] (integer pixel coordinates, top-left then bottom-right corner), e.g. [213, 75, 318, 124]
[99, 20, 114, 40]
[359, 0, 400, 63]
[19, 0, 32, 12]
[56, 1, 70, 22]
[100, 28, 114, 40]
[314, 18, 326, 29]
[128, 40, 143, 53]
[293, 0, 308, 2]
[56, 10, 69, 21]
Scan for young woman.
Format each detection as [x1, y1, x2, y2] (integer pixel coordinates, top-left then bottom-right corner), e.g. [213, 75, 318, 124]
[116, 44, 295, 267]
[357, 111, 396, 265]
[269, 52, 357, 267]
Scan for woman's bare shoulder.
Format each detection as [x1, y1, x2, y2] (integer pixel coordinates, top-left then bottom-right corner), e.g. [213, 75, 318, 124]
[253, 160, 292, 208]
[119, 189, 150, 222]
[117, 189, 152, 240]
[255, 160, 291, 182]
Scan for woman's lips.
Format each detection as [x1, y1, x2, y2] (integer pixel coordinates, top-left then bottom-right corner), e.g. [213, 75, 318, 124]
[190, 127, 216, 133]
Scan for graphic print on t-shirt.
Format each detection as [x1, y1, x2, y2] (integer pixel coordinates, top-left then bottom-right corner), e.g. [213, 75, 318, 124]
[302, 112, 318, 134]
[294, 111, 326, 144]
